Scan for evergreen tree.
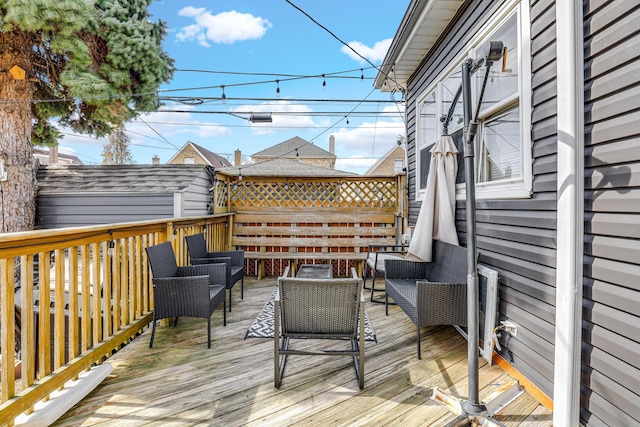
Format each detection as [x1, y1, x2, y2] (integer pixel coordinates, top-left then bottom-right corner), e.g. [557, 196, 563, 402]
[0, 0, 174, 232]
[102, 126, 134, 164]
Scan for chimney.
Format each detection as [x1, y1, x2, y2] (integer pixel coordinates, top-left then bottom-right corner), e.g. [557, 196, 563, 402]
[234, 149, 242, 166]
[49, 146, 59, 164]
[329, 135, 335, 154]
[152, 155, 160, 165]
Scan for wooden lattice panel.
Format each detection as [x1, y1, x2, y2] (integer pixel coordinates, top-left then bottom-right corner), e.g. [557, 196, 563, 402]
[212, 180, 228, 213]
[228, 178, 397, 209]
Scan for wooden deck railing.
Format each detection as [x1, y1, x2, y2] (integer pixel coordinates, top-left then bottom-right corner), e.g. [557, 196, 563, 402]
[0, 214, 232, 426]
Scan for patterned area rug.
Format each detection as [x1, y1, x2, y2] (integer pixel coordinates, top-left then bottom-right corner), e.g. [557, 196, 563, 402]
[244, 287, 377, 342]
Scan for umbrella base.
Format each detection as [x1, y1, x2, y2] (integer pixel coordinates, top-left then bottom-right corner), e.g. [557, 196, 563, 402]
[432, 379, 523, 427]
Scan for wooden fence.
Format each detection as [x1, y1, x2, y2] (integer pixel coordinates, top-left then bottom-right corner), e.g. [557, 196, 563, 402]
[0, 215, 231, 426]
[220, 174, 407, 278]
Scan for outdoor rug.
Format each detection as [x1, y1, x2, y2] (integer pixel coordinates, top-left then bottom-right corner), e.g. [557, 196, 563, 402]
[244, 287, 377, 342]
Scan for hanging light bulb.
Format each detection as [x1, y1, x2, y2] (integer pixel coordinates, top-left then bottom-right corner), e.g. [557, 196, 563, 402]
[360, 69, 364, 81]
[276, 80, 280, 95]
[345, 115, 350, 125]
[322, 74, 326, 88]
[238, 168, 242, 181]
[221, 85, 226, 104]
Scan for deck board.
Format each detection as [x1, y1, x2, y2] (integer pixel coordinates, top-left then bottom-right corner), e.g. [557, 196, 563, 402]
[53, 276, 552, 426]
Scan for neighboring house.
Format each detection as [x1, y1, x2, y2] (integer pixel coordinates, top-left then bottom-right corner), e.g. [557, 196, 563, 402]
[251, 136, 336, 169]
[34, 147, 83, 165]
[36, 164, 215, 228]
[376, 0, 639, 425]
[363, 145, 406, 176]
[167, 141, 232, 168]
[220, 158, 355, 178]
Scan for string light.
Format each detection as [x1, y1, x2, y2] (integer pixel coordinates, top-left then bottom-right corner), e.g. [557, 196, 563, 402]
[221, 85, 226, 103]
[360, 69, 364, 81]
[276, 80, 280, 95]
[322, 74, 326, 87]
[238, 168, 242, 181]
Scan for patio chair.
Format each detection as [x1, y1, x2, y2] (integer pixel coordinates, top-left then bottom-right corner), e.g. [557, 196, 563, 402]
[384, 240, 468, 359]
[145, 241, 227, 348]
[363, 244, 407, 303]
[185, 233, 244, 312]
[274, 267, 365, 389]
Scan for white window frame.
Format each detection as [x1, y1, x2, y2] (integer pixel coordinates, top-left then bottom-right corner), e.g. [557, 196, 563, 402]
[415, 0, 532, 201]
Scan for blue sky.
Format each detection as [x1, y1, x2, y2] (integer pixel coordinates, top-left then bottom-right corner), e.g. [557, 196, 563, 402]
[59, 1, 409, 174]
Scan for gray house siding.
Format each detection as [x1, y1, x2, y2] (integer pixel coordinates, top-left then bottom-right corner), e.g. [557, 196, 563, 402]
[36, 193, 175, 228]
[582, 0, 640, 424]
[180, 173, 214, 217]
[406, 0, 559, 399]
[35, 165, 214, 229]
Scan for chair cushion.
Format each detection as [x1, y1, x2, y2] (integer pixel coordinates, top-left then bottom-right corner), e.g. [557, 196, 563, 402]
[385, 279, 418, 323]
[367, 252, 403, 271]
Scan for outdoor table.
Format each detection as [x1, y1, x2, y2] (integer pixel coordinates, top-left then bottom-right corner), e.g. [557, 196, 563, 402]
[295, 264, 333, 279]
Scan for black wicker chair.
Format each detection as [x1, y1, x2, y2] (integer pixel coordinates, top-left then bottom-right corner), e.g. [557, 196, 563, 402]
[384, 240, 468, 359]
[185, 233, 244, 312]
[145, 241, 227, 348]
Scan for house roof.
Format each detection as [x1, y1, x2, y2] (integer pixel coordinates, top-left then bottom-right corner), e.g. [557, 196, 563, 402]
[218, 158, 356, 178]
[168, 141, 232, 168]
[37, 164, 212, 194]
[363, 145, 406, 176]
[374, 0, 465, 92]
[251, 136, 336, 160]
[33, 148, 84, 165]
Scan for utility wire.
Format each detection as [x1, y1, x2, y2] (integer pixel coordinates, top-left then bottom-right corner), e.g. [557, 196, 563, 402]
[137, 117, 179, 150]
[284, 0, 401, 89]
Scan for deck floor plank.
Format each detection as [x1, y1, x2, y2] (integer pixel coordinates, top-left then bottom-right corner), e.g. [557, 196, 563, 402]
[53, 276, 551, 427]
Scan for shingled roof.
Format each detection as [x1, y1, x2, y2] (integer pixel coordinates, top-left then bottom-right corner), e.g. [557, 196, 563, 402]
[219, 158, 356, 177]
[37, 164, 212, 194]
[251, 136, 336, 160]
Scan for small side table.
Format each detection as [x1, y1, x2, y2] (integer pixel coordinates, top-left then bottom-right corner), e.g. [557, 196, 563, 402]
[296, 264, 334, 279]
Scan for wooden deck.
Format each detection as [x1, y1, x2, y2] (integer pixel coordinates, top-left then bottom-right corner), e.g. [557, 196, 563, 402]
[53, 276, 552, 427]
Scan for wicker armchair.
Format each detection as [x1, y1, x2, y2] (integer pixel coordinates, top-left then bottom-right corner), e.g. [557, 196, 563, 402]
[145, 242, 227, 348]
[384, 240, 468, 359]
[274, 267, 365, 389]
[185, 233, 245, 312]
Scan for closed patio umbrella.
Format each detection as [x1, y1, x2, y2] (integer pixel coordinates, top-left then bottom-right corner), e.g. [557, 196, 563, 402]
[406, 134, 459, 262]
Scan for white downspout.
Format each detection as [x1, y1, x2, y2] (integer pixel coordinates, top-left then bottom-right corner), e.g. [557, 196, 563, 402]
[554, 0, 584, 425]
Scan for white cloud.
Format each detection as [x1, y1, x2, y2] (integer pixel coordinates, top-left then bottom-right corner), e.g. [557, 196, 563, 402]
[176, 7, 272, 46]
[341, 38, 392, 64]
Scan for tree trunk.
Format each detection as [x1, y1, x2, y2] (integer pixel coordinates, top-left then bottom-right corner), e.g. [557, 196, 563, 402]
[0, 32, 37, 233]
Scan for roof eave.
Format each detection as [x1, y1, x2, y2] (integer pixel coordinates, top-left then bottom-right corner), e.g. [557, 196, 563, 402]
[374, 0, 465, 92]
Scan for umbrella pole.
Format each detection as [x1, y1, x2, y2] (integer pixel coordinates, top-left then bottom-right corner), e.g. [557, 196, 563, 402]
[432, 43, 523, 427]
[461, 57, 484, 415]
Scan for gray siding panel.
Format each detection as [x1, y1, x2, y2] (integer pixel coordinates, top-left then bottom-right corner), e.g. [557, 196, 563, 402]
[181, 170, 213, 217]
[585, 212, 640, 239]
[36, 193, 174, 228]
